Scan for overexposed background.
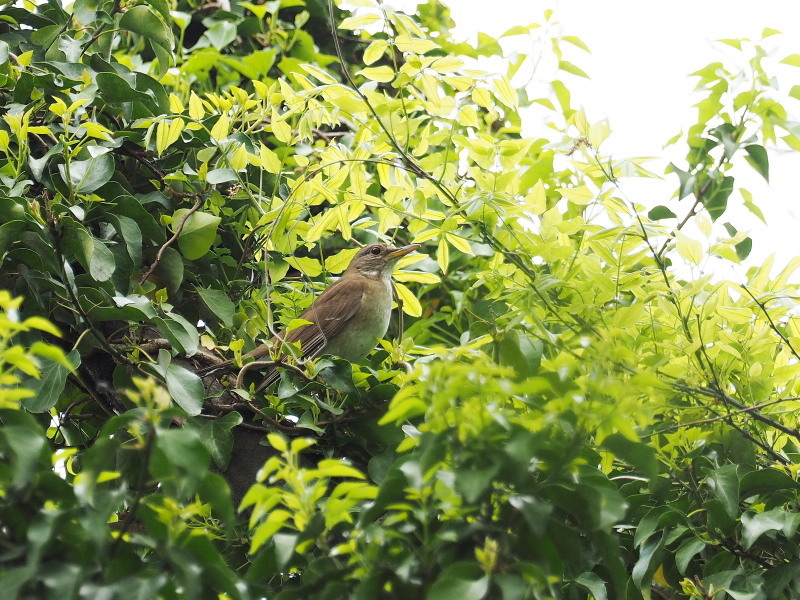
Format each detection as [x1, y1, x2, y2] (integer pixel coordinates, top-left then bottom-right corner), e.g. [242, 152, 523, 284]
[442, 1, 800, 276]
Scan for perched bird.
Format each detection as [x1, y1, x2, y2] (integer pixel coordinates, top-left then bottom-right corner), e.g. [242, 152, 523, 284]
[206, 242, 421, 391]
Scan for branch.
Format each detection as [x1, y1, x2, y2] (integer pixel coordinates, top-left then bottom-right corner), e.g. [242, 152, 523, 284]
[740, 284, 800, 363]
[138, 195, 203, 286]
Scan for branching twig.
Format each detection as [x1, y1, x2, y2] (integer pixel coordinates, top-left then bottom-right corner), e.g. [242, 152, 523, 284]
[740, 284, 800, 363]
[138, 195, 203, 286]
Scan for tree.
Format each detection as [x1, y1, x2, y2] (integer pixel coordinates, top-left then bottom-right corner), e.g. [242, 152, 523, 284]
[1, 0, 800, 598]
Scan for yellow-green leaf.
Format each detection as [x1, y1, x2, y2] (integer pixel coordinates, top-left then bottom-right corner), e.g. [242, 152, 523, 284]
[394, 271, 440, 284]
[557, 186, 595, 205]
[394, 282, 422, 317]
[676, 232, 704, 265]
[357, 66, 395, 83]
[300, 63, 337, 84]
[271, 108, 292, 143]
[230, 143, 248, 171]
[363, 39, 387, 65]
[325, 248, 359, 274]
[189, 91, 205, 120]
[525, 180, 547, 214]
[210, 114, 230, 141]
[285, 256, 322, 277]
[339, 13, 381, 30]
[395, 34, 439, 54]
[267, 433, 287, 452]
[446, 233, 473, 255]
[259, 143, 282, 174]
[437, 237, 449, 273]
[493, 76, 518, 110]
[169, 93, 184, 113]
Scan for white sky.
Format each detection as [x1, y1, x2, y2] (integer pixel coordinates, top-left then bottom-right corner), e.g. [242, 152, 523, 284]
[443, 1, 800, 277]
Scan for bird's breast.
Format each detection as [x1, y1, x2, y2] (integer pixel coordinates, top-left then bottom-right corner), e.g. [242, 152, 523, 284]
[323, 278, 393, 362]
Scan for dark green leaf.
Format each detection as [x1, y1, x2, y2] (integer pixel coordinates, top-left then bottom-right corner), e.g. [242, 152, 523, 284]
[22, 350, 80, 412]
[675, 538, 705, 574]
[155, 350, 204, 415]
[58, 152, 114, 193]
[315, 358, 357, 394]
[601, 433, 657, 482]
[744, 144, 769, 181]
[175, 210, 221, 260]
[573, 572, 607, 600]
[741, 508, 788, 550]
[708, 464, 739, 517]
[648, 205, 677, 220]
[703, 175, 734, 221]
[187, 411, 242, 468]
[196, 287, 235, 327]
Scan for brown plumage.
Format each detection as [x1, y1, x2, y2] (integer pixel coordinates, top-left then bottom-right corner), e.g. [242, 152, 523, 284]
[208, 242, 420, 392]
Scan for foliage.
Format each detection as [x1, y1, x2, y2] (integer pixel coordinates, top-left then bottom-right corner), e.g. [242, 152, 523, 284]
[1, 0, 800, 598]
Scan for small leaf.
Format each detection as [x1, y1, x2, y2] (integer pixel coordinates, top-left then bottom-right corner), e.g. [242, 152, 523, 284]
[648, 205, 677, 220]
[780, 53, 800, 67]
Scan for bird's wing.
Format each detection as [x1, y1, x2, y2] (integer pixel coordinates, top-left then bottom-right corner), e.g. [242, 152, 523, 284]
[282, 276, 365, 358]
[253, 277, 365, 392]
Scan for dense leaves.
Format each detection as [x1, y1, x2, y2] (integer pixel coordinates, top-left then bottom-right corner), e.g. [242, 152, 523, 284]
[1, 0, 800, 599]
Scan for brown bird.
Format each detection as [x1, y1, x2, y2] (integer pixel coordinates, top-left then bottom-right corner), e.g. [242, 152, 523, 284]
[206, 242, 421, 392]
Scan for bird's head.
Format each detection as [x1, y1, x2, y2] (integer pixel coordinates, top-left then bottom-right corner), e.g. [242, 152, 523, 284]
[347, 242, 421, 279]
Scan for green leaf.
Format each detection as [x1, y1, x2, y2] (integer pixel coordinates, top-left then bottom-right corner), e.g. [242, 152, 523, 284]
[740, 468, 800, 497]
[157, 351, 204, 416]
[558, 60, 590, 79]
[676, 538, 706, 574]
[152, 313, 199, 357]
[703, 175, 734, 221]
[709, 464, 739, 518]
[648, 205, 677, 220]
[22, 350, 80, 412]
[173, 210, 221, 260]
[741, 508, 788, 550]
[203, 21, 237, 51]
[600, 434, 657, 482]
[315, 358, 357, 395]
[632, 532, 665, 593]
[573, 572, 607, 600]
[121, 8, 172, 76]
[780, 53, 800, 67]
[744, 144, 769, 181]
[196, 288, 235, 327]
[188, 412, 242, 469]
[96, 72, 151, 104]
[152, 246, 184, 296]
[59, 152, 114, 193]
[428, 565, 489, 600]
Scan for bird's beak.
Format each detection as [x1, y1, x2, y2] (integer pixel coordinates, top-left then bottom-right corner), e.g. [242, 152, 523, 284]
[387, 243, 421, 259]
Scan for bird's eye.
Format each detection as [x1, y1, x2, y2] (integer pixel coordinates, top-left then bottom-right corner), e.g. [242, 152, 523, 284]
[370, 246, 381, 255]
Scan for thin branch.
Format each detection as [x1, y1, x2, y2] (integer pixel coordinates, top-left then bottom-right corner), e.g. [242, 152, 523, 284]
[740, 284, 800, 363]
[139, 195, 203, 286]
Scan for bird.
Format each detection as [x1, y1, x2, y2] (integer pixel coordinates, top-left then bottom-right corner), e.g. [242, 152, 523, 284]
[202, 242, 421, 392]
